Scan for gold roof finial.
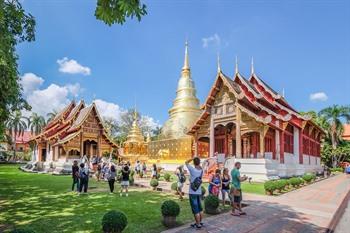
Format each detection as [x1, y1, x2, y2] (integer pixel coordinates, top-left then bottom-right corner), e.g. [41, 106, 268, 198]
[183, 40, 190, 70]
[235, 55, 239, 75]
[251, 56, 255, 75]
[217, 53, 221, 73]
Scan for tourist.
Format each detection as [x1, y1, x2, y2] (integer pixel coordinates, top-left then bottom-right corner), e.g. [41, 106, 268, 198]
[142, 162, 147, 177]
[208, 169, 221, 197]
[151, 164, 158, 179]
[135, 160, 141, 176]
[221, 168, 230, 206]
[230, 162, 247, 216]
[71, 160, 80, 192]
[120, 163, 130, 197]
[175, 165, 186, 200]
[96, 163, 102, 182]
[185, 157, 204, 229]
[79, 163, 89, 194]
[107, 165, 116, 194]
[102, 162, 108, 180]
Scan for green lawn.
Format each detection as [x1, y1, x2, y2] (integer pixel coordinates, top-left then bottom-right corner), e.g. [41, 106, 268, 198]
[202, 182, 265, 195]
[0, 165, 194, 233]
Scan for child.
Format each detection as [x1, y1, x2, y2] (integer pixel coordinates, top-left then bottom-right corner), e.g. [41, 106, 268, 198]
[120, 164, 130, 197]
[71, 160, 80, 192]
[151, 164, 158, 179]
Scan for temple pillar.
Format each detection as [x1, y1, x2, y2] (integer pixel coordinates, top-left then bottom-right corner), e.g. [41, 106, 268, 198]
[275, 130, 280, 161]
[80, 132, 84, 157]
[293, 127, 300, 164]
[235, 105, 242, 158]
[299, 129, 303, 164]
[280, 130, 285, 163]
[209, 109, 215, 157]
[224, 128, 228, 156]
[259, 132, 265, 158]
[194, 132, 198, 156]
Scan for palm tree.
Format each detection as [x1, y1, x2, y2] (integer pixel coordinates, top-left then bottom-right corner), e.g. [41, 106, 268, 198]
[5, 111, 28, 160]
[28, 113, 46, 136]
[318, 105, 350, 149]
[46, 109, 58, 123]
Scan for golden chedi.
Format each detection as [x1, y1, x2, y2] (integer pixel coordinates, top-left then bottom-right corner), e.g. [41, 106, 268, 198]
[122, 110, 148, 163]
[148, 41, 201, 163]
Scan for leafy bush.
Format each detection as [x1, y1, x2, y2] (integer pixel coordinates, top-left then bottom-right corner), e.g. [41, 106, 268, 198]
[150, 179, 159, 188]
[10, 229, 36, 233]
[171, 182, 178, 191]
[130, 170, 135, 177]
[299, 177, 305, 185]
[204, 195, 219, 214]
[161, 200, 180, 217]
[275, 180, 287, 191]
[302, 173, 314, 183]
[101, 210, 128, 233]
[201, 186, 206, 196]
[264, 180, 276, 194]
[163, 173, 171, 182]
[289, 177, 300, 187]
[330, 167, 343, 173]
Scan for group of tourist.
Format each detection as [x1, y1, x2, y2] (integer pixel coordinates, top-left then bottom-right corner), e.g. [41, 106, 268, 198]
[185, 157, 248, 229]
[71, 158, 131, 196]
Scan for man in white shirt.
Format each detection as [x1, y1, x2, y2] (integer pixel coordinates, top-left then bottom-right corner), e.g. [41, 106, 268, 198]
[185, 157, 204, 229]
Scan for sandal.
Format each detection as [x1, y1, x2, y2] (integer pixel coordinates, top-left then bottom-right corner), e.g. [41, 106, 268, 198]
[190, 223, 202, 229]
[231, 212, 240, 216]
[239, 212, 247, 215]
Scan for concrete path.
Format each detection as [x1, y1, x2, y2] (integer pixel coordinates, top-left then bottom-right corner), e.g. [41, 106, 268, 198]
[335, 199, 350, 233]
[135, 174, 350, 233]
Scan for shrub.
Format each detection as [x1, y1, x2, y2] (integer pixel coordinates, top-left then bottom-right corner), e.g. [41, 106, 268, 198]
[150, 179, 159, 188]
[289, 177, 300, 187]
[275, 180, 287, 191]
[171, 182, 178, 191]
[201, 186, 206, 196]
[204, 195, 220, 214]
[302, 174, 313, 183]
[299, 177, 305, 185]
[164, 173, 171, 182]
[330, 167, 343, 173]
[102, 210, 128, 233]
[130, 170, 135, 177]
[264, 180, 276, 194]
[161, 200, 180, 217]
[10, 229, 36, 233]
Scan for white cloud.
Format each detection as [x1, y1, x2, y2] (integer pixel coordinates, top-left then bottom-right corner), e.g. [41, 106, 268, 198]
[94, 99, 124, 122]
[57, 57, 91, 75]
[202, 33, 221, 48]
[310, 92, 328, 102]
[20, 73, 44, 96]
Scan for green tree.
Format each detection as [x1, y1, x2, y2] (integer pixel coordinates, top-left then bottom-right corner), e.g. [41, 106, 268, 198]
[318, 105, 350, 149]
[46, 110, 58, 123]
[5, 111, 28, 160]
[0, 0, 35, 138]
[95, 0, 147, 26]
[28, 113, 46, 136]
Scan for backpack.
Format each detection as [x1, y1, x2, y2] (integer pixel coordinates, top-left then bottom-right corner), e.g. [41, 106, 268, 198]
[179, 173, 186, 183]
[79, 169, 88, 179]
[190, 169, 203, 191]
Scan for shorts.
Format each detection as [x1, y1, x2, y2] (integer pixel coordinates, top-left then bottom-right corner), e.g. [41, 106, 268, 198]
[229, 188, 242, 203]
[121, 181, 129, 187]
[177, 182, 184, 189]
[221, 188, 229, 195]
[189, 194, 203, 215]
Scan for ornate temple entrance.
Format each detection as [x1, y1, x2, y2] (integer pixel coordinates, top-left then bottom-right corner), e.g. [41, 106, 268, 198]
[83, 140, 98, 157]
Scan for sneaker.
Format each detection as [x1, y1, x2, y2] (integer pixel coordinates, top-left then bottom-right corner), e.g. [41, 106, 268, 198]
[200, 222, 204, 226]
[190, 223, 201, 229]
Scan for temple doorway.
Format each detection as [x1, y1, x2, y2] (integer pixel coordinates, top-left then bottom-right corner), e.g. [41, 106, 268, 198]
[41, 148, 47, 162]
[83, 140, 98, 157]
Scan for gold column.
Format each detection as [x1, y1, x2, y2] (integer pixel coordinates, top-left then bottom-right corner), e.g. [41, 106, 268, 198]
[235, 105, 242, 158]
[80, 132, 84, 157]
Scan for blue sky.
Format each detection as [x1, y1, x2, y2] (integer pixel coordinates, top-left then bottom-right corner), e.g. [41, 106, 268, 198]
[18, 0, 350, 124]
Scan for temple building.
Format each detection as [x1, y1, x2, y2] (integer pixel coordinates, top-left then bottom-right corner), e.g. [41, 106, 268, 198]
[188, 59, 324, 180]
[147, 42, 208, 166]
[121, 109, 149, 163]
[30, 100, 118, 173]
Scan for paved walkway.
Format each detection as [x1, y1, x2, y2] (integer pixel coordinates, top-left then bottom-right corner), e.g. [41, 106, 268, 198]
[134, 174, 350, 233]
[335, 199, 350, 233]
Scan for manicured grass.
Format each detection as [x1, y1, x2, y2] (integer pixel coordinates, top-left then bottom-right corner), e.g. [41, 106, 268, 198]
[0, 165, 194, 233]
[202, 182, 265, 195]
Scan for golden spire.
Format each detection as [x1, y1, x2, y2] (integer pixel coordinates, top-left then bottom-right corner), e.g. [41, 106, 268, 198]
[217, 53, 221, 73]
[182, 40, 190, 70]
[235, 56, 239, 75]
[251, 57, 255, 75]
